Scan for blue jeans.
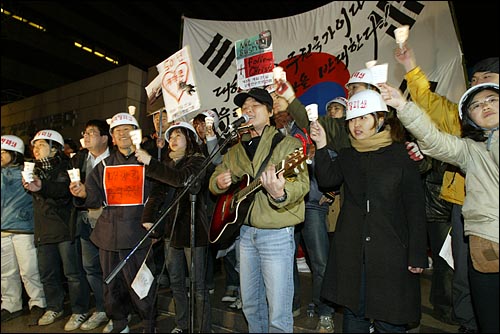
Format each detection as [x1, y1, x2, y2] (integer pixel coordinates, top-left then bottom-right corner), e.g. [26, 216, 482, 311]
[343, 265, 406, 333]
[81, 232, 105, 312]
[239, 225, 295, 333]
[223, 248, 239, 291]
[37, 240, 90, 314]
[293, 206, 334, 317]
[166, 245, 211, 332]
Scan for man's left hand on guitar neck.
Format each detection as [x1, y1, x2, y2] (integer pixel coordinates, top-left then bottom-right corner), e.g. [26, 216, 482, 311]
[261, 164, 286, 201]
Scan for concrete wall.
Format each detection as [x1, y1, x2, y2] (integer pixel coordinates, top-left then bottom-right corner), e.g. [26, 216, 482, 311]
[1, 64, 152, 146]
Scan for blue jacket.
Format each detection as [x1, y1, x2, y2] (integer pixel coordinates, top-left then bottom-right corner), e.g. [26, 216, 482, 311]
[1, 165, 34, 233]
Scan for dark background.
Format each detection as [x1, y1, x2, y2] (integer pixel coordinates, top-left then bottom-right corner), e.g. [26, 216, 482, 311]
[1, 1, 498, 105]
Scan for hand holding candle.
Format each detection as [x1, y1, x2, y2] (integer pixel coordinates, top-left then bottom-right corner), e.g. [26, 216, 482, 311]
[129, 129, 143, 150]
[67, 168, 81, 182]
[394, 25, 410, 49]
[306, 103, 319, 122]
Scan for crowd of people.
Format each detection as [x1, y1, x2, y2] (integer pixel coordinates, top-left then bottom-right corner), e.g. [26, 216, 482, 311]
[1, 46, 498, 334]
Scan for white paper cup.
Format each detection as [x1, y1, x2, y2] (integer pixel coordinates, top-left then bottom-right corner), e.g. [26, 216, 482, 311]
[128, 105, 136, 116]
[205, 116, 214, 129]
[394, 25, 410, 45]
[273, 66, 286, 82]
[365, 60, 377, 69]
[21, 170, 34, 183]
[67, 168, 81, 182]
[129, 129, 143, 149]
[24, 161, 35, 172]
[306, 104, 319, 122]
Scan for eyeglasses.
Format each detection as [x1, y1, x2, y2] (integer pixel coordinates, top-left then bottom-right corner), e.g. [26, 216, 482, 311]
[468, 96, 499, 114]
[81, 129, 100, 137]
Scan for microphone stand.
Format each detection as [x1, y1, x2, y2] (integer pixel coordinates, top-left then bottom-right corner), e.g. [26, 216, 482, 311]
[104, 124, 243, 331]
[188, 176, 200, 333]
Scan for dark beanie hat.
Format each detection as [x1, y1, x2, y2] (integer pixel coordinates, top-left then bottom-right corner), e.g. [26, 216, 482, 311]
[471, 57, 499, 74]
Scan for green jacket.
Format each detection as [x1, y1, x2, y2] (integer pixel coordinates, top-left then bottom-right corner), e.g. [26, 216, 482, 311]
[209, 125, 309, 228]
[287, 98, 351, 152]
[405, 66, 465, 205]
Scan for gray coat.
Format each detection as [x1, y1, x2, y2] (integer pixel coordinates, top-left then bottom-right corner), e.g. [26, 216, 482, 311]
[398, 102, 499, 244]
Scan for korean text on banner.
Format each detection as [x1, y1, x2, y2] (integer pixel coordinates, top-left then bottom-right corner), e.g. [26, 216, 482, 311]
[182, 1, 466, 128]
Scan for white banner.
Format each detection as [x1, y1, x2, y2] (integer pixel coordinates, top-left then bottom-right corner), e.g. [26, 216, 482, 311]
[182, 1, 465, 129]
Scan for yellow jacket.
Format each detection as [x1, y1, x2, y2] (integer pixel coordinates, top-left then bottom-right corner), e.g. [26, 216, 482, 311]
[405, 67, 465, 205]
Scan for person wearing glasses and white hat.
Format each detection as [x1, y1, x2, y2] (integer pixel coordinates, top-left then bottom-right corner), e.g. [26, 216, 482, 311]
[380, 82, 499, 333]
[70, 113, 156, 333]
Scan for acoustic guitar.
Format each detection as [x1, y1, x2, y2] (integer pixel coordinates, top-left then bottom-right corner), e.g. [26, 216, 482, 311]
[209, 148, 306, 246]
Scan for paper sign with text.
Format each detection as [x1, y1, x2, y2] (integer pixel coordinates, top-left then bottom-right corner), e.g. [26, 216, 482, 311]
[103, 165, 145, 206]
[156, 45, 201, 122]
[235, 30, 274, 90]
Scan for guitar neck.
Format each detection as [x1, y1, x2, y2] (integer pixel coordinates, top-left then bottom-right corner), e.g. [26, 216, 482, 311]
[236, 161, 285, 202]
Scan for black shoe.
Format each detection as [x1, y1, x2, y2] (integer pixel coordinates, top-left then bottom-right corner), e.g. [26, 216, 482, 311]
[431, 310, 458, 325]
[28, 306, 45, 326]
[458, 326, 477, 333]
[1, 309, 23, 323]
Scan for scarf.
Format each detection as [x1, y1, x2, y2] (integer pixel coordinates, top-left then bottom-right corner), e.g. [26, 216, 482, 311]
[169, 148, 186, 162]
[350, 126, 393, 152]
[35, 155, 61, 172]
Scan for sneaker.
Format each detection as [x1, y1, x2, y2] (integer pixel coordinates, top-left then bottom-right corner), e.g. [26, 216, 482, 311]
[103, 320, 114, 333]
[110, 325, 129, 333]
[28, 306, 45, 326]
[221, 289, 238, 302]
[316, 315, 334, 333]
[228, 297, 242, 310]
[171, 327, 186, 333]
[64, 313, 90, 331]
[209, 288, 215, 295]
[292, 307, 301, 318]
[1, 309, 23, 322]
[80, 311, 109, 330]
[103, 315, 132, 333]
[38, 310, 64, 326]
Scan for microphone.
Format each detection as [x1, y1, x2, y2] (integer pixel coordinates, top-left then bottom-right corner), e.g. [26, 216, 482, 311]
[222, 114, 250, 136]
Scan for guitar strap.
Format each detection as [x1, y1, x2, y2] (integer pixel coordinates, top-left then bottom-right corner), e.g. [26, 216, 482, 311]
[255, 131, 285, 178]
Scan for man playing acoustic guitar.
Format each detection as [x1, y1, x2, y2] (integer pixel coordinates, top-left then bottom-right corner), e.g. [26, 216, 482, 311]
[209, 87, 310, 333]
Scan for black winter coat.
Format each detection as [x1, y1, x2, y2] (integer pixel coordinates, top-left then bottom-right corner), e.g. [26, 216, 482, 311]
[32, 156, 74, 245]
[141, 153, 209, 248]
[315, 143, 428, 325]
[85, 150, 152, 251]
